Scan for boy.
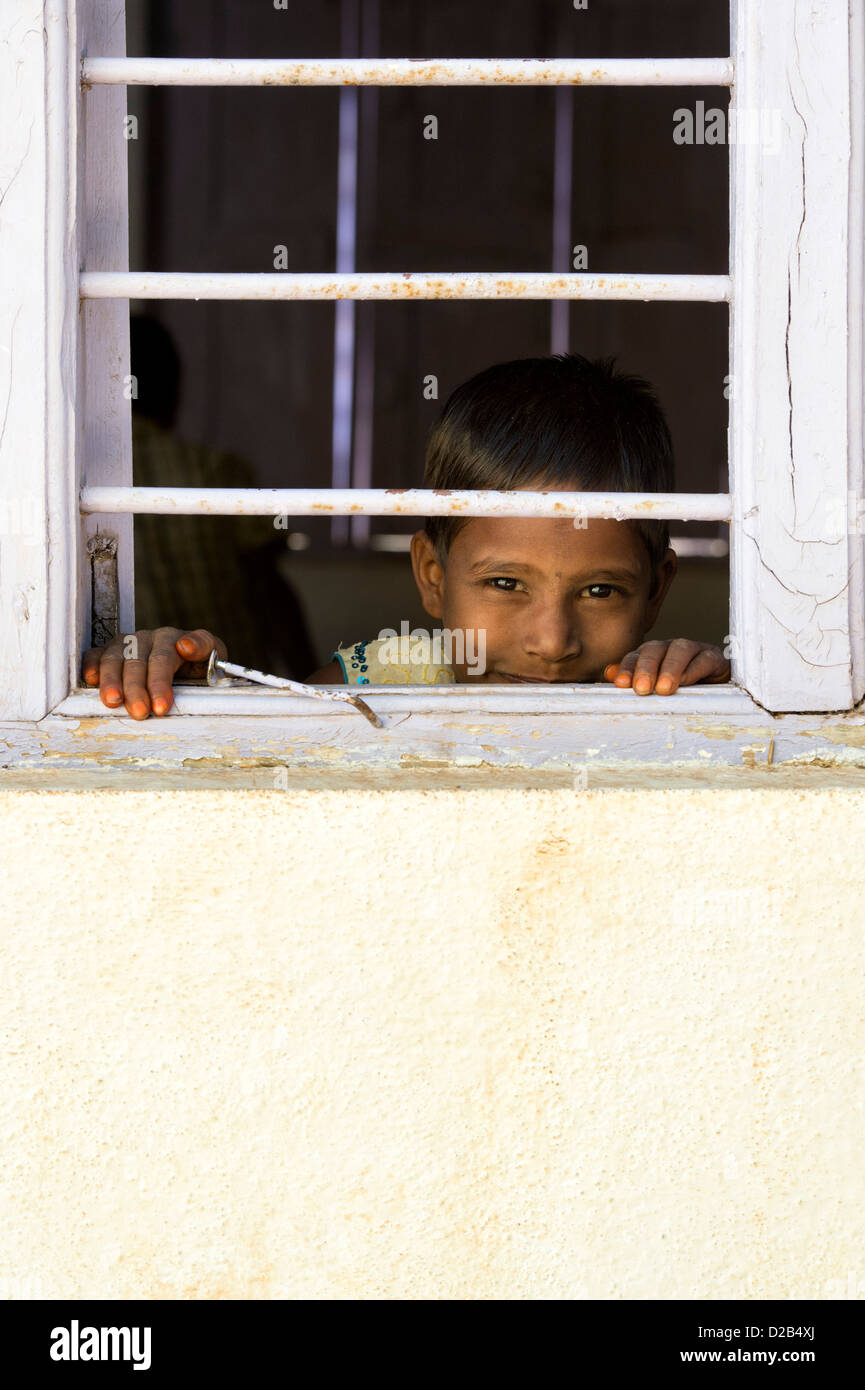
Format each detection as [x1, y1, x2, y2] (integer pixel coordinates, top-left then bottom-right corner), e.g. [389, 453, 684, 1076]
[82, 353, 730, 714]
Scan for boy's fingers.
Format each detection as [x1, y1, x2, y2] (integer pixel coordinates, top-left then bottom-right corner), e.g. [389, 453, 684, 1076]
[653, 638, 707, 693]
[82, 628, 228, 717]
[701, 662, 733, 683]
[608, 643, 730, 694]
[607, 648, 642, 683]
[81, 648, 102, 686]
[613, 641, 667, 694]
[667, 646, 731, 689]
[146, 627, 192, 715]
[120, 630, 156, 718]
[93, 636, 129, 708]
[174, 628, 228, 670]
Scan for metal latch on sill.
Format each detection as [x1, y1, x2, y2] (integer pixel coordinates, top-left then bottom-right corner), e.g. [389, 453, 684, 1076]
[206, 649, 383, 728]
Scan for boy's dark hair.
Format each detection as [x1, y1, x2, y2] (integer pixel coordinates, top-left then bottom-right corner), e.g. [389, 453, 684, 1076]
[423, 352, 674, 577]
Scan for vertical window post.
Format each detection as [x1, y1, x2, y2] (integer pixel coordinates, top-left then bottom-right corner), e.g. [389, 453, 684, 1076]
[0, 0, 134, 721]
[78, 0, 135, 650]
[0, 1, 78, 719]
[729, 0, 865, 711]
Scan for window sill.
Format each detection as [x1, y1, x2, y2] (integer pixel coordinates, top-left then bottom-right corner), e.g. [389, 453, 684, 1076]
[54, 681, 759, 719]
[0, 684, 864, 789]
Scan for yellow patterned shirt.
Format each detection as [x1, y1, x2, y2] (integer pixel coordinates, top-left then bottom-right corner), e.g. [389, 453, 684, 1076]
[332, 637, 457, 685]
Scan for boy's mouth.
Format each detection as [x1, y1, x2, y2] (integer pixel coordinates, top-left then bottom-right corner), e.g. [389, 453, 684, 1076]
[493, 670, 580, 684]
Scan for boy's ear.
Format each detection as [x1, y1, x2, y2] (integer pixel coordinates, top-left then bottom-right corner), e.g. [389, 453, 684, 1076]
[410, 529, 445, 620]
[643, 547, 678, 628]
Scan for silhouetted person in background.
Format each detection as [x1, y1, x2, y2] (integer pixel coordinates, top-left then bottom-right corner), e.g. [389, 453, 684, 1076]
[130, 314, 316, 679]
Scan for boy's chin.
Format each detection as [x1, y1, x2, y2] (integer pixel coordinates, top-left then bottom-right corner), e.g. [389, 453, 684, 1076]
[452, 667, 512, 683]
[453, 669, 543, 684]
[453, 666, 606, 684]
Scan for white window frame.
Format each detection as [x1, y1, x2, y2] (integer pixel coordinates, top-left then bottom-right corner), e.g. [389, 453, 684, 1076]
[1, 0, 864, 784]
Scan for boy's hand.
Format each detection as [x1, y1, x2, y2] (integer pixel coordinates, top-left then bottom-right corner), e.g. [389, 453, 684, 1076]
[603, 639, 731, 695]
[81, 627, 227, 718]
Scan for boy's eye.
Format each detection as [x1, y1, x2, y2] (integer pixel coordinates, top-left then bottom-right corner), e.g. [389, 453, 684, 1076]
[484, 578, 624, 597]
[583, 584, 621, 598]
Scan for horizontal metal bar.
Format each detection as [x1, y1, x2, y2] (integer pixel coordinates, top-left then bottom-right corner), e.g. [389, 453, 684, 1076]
[55, 683, 757, 718]
[79, 487, 733, 522]
[82, 56, 734, 88]
[79, 271, 731, 303]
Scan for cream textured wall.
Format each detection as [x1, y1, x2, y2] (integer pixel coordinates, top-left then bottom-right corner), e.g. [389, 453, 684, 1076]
[1, 787, 863, 1301]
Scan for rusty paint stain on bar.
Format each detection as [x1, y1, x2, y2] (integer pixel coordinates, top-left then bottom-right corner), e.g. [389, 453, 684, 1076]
[83, 57, 735, 89]
[80, 271, 732, 304]
[80, 487, 733, 522]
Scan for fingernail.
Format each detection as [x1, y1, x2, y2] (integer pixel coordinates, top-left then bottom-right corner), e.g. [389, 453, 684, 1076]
[635, 677, 651, 692]
[152, 698, 167, 716]
[105, 687, 122, 703]
[657, 675, 674, 692]
[130, 701, 149, 719]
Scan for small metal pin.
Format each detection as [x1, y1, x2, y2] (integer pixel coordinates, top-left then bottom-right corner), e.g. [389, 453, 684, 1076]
[206, 649, 383, 728]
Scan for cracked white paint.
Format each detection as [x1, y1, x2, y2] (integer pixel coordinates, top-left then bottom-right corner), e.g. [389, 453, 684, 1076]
[0, 2, 133, 720]
[0, 7, 55, 720]
[729, 0, 865, 709]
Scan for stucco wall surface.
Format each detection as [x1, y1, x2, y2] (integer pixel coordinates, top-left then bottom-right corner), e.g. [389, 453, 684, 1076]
[1, 786, 863, 1301]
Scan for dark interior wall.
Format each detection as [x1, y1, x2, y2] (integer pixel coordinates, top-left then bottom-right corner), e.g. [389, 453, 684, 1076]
[126, 0, 730, 548]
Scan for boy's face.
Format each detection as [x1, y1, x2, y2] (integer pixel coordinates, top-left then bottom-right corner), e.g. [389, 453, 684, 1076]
[410, 488, 678, 683]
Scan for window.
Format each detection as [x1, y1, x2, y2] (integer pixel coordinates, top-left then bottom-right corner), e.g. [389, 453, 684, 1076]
[1, 0, 863, 781]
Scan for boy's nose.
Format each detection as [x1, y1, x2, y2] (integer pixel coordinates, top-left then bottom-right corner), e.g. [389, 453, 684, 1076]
[522, 609, 581, 664]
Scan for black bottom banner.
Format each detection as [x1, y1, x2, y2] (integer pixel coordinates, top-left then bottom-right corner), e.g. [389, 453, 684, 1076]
[0, 1297, 858, 1377]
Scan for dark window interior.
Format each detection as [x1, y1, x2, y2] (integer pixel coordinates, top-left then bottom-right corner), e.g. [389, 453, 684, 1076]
[125, 0, 730, 677]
